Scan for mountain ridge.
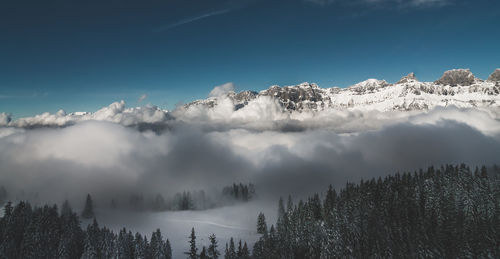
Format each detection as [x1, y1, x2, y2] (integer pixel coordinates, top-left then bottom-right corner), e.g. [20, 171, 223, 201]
[185, 68, 500, 113]
[2, 68, 500, 128]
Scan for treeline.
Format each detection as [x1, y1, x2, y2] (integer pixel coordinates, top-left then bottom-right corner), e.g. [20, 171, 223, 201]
[0, 186, 7, 205]
[183, 228, 250, 259]
[222, 183, 255, 202]
[0, 200, 172, 258]
[113, 183, 255, 212]
[251, 164, 500, 258]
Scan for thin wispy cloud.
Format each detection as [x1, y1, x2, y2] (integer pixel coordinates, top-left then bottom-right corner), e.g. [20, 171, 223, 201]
[155, 0, 258, 32]
[138, 94, 148, 103]
[408, 0, 449, 7]
[304, 0, 336, 5]
[155, 8, 232, 32]
[0, 92, 48, 99]
[305, 0, 451, 8]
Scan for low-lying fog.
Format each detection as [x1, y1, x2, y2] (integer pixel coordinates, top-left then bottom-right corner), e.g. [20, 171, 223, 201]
[92, 201, 271, 258]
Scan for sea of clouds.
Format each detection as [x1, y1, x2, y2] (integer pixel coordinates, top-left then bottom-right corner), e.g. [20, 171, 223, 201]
[1, 91, 500, 208]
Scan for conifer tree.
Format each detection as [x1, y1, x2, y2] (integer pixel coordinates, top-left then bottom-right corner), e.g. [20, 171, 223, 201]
[287, 195, 293, 212]
[166, 239, 172, 259]
[278, 197, 286, 222]
[0, 201, 31, 258]
[151, 229, 167, 259]
[224, 243, 229, 259]
[250, 164, 500, 259]
[134, 233, 146, 259]
[60, 200, 73, 217]
[200, 246, 208, 259]
[185, 227, 197, 259]
[117, 228, 135, 259]
[0, 186, 8, 205]
[82, 218, 101, 259]
[225, 237, 236, 259]
[58, 208, 84, 259]
[81, 194, 95, 219]
[101, 228, 116, 259]
[153, 194, 166, 211]
[207, 233, 219, 259]
[0, 200, 177, 259]
[237, 239, 243, 257]
[241, 242, 250, 259]
[257, 212, 267, 235]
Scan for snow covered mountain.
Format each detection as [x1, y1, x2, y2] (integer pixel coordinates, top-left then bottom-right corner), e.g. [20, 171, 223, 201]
[2, 68, 500, 128]
[185, 69, 500, 112]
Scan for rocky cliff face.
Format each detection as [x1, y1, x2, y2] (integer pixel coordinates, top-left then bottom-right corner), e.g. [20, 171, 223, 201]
[396, 72, 418, 84]
[258, 83, 325, 111]
[185, 69, 500, 113]
[434, 69, 478, 86]
[488, 69, 500, 82]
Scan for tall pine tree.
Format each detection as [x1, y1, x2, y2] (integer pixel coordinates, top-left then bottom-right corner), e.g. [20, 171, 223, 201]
[81, 194, 95, 219]
[185, 227, 197, 259]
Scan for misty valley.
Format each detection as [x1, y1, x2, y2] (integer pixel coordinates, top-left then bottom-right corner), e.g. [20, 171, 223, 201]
[109, 183, 256, 212]
[2, 69, 500, 258]
[1, 164, 500, 258]
[2, 0, 500, 254]
[1, 183, 256, 213]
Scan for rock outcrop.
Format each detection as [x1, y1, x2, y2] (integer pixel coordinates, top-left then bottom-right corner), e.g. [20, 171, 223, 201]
[397, 72, 418, 84]
[182, 68, 500, 113]
[434, 69, 476, 86]
[488, 69, 500, 82]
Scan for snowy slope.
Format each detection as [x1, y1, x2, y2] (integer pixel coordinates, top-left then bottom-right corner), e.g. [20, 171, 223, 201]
[185, 69, 500, 113]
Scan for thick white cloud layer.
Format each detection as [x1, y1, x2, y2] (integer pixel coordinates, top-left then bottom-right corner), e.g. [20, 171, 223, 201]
[0, 113, 11, 126]
[1, 96, 500, 206]
[6, 101, 169, 128]
[208, 82, 235, 98]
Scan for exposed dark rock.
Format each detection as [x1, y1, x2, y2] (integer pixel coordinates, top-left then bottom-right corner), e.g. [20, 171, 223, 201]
[397, 72, 418, 84]
[434, 69, 476, 86]
[349, 79, 389, 93]
[182, 69, 499, 113]
[487, 69, 500, 82]
[233, 90, 258, 103]
[259, 83, 323, 110]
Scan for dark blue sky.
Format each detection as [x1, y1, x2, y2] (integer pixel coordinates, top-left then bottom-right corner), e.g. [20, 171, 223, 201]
[1, 0, 499, 117]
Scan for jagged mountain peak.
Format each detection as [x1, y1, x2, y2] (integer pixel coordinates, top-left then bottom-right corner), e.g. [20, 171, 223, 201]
[488, 69, 500, 82]
[261, 82, 318, 92]
[348, 79, 389, 92]
[295, 82, 319, 88]
[397, 72, 418, 84]
[434, 68, 479, 86]
[184, 69, 500, 113]
[258, 82, 323, 110]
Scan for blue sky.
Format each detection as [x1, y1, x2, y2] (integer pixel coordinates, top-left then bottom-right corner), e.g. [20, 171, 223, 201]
[1, 0, 499, 117]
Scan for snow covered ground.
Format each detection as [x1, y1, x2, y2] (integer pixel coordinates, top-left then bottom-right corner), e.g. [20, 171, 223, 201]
[89, 201, 275, 258]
